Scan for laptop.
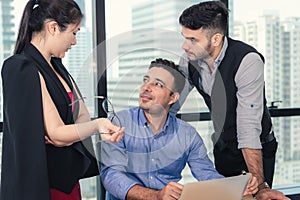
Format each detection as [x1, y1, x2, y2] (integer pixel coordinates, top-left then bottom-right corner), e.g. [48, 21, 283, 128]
[179, 174, 251, 200]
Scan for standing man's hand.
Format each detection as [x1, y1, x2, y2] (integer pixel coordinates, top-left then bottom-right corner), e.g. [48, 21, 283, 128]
[255, 188, 290, 200]
[243, 173, 258, 195]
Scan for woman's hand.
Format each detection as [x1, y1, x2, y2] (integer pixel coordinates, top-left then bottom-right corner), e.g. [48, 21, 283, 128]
[44, 117, 124, 146]
[97, 118, 124, 142]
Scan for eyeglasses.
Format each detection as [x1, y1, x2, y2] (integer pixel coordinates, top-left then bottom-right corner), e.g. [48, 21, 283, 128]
[69, 95, 122, 134]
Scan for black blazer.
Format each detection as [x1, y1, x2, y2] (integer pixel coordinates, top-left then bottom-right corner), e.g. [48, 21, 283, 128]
[0, 44, 99, 200]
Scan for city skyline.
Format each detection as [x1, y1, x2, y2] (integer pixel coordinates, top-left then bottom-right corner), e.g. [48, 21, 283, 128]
[1, 0, 300, 199]
[11, 0, 300, 40]
[106, 0, 300, 188]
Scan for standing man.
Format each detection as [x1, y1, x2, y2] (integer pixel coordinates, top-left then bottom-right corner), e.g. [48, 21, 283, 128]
[173, 1, 280, 198]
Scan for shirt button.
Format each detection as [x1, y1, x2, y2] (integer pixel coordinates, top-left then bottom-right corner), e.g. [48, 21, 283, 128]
[152, 158, 155, 162]
[150, 176, 153, 179]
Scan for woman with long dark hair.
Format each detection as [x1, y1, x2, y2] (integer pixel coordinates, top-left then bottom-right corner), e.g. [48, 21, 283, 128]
[0, 0, 123, 199]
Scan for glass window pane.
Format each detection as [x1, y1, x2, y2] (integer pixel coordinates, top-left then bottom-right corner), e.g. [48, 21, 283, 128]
[232, 0, 300, 191]
[105, 0, 209, 113]
[104, 0, 300, 196]
[231, 0, 300, 109]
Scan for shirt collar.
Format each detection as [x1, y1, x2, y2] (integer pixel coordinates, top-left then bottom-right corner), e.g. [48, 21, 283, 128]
[215, 36, 228, 68]
[138, 107, 171, 132]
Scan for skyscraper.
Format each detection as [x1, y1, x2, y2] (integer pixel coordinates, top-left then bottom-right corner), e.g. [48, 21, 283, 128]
[0, 1, 4, 63]
[1, 0, 14, 60]
[0, 0, 14, 121]
[0, 0, 14, 182]
[107, 0, 202, 111]
[233, 13, 300, 185]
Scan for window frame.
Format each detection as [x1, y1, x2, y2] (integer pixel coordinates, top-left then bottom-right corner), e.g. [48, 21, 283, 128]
[95, 0, 300, 198]
[1, 0, 300, 199]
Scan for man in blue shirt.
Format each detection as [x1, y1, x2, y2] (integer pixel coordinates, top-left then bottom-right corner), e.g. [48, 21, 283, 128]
[100, 58, 257, 200]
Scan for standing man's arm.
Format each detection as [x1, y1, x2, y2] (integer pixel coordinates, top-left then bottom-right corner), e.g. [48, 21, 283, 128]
[236, 53, 289, 199]
[235, 52, 265, 184]
[242, 148, 264, 184]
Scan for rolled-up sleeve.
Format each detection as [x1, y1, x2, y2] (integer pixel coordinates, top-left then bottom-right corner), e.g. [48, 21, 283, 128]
[235, 52, 264, 149]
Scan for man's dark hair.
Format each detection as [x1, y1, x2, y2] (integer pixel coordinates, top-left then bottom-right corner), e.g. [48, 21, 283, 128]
[179, 1, 228, 36]
[149, 58, 185, 94]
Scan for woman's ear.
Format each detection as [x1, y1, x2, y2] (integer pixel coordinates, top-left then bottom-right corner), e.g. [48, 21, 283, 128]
[46, 20, 59, 35]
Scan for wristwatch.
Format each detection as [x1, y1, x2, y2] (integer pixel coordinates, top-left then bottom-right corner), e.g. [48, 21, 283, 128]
[257, 181, 270, 192]
[254, 182, 270, 199]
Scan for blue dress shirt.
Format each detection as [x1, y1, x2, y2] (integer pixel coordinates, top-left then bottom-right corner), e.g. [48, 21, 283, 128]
[100, 107, 223, 200]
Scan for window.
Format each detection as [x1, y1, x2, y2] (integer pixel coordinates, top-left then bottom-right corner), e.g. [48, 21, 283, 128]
[104, 0, 300, 196]
[1, 0, 300, 199]
[232, 0, 300, 194]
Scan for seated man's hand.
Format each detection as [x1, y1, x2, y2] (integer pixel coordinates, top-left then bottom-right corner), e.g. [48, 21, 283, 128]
[255, 188, 290, 200]
[243, 173, 258, 195]
[157, 182, 183, 200]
